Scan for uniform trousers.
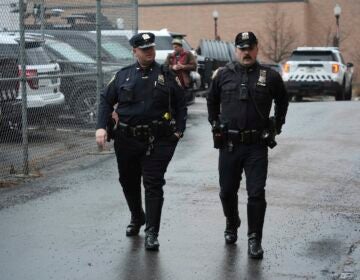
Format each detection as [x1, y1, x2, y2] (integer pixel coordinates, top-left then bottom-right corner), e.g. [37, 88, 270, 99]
[219, 143, 268, 238]
[114, 134, 177, 232]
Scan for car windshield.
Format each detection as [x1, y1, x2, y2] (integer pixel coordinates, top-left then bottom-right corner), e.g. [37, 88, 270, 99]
[0, 43, 51, 65]
[46, 41, 95, 64]
[25, 45, 52, 65]
[101, 42, 133, 62]
[290, 51, 336, 62]
[0, 44, 19, 59]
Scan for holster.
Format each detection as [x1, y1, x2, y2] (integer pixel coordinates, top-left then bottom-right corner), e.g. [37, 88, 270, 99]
[212, 122, 227, 149]
[106, 115, 117, 142]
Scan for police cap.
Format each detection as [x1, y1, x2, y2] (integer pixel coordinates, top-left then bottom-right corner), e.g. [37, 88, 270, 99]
[129, 32, 156, 49]
[235, 32, 258, 49]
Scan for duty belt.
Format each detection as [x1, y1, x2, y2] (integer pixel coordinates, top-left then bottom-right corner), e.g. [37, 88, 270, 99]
[116, 120, 174, 141]
[227, 129, 263, 145]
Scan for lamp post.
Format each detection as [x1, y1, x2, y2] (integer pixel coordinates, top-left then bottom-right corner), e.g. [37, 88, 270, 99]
[212, 10, 219, 40]
[333, 3, 341, 47]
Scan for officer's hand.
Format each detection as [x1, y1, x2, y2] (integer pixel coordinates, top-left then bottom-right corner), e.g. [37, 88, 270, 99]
[168, 133, 180, 143]
[96, 128, 107, 149]
[111, 111, 119, 125]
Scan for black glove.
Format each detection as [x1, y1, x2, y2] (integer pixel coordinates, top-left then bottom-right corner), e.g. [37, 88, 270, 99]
[167, 134, 180, 143]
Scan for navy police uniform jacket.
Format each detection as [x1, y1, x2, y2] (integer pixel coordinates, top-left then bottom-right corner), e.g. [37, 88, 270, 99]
[207, 61, 288, 130]
[97, 61, 187, 133]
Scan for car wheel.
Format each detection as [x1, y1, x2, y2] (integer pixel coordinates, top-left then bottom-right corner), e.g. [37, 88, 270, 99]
[74, 89, 97, 126]
[344, 84, 352, 101]
[335, 82, 346, 101]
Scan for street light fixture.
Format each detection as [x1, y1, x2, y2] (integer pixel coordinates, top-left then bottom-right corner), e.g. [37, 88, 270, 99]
[333, 3, 341, 47]
[212, 10, 219, 40]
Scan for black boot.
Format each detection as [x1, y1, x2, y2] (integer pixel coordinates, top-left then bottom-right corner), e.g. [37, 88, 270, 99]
[145, 227, 159, 251]
[123, 191, 145, 237]
[220, 195, 241, 244]
[225, 216, 241, 244]
[126, 210, 146, 236]
[144, 198, 163, 251]
[247, 200, 266, 259]
[248, 233, 263, 259]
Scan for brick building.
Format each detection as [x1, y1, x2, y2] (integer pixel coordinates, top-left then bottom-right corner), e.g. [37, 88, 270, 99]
[27, 0, 360, 79]
[139, 0, 359, 63]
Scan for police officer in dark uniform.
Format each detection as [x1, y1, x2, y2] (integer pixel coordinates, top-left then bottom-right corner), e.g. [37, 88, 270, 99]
[207, 31, 288, 259]
[96, 32, 187, 251]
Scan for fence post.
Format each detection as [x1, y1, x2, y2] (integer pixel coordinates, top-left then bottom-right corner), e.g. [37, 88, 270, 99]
[40, 0, 45, 40]
[135, 0, 138, 34]
[96, 0, 103, 129]
[19, 0, 29, 175]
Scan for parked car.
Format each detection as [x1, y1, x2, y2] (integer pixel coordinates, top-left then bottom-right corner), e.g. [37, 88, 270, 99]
[0, 33, 65, 123]
[36, 35, 118, 125]
[0, 56, 21, 136]
[282, 47, 353, 101]
[31, 30, 133, 67]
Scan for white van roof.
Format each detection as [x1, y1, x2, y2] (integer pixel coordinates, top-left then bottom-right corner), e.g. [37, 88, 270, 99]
[92, 28, 171, 39]
[0, 32, 44, 44]
[295, 46, 340, 52]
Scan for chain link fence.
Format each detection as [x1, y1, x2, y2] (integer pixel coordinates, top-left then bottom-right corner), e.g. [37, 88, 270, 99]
[0, 0, 138, 178]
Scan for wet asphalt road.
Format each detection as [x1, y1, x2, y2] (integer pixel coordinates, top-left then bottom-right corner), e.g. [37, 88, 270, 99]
[0, 98, 359, 280]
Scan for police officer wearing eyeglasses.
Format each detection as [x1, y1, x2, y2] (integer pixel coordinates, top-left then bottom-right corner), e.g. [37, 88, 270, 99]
[96, 32, 187, 251]
[207, 32, 288, 259]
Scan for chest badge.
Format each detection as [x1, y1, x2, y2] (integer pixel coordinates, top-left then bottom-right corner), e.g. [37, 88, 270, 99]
[126, 77, 130, 81]
[257, 70, 267, 87]
[158, 74, 165, 85]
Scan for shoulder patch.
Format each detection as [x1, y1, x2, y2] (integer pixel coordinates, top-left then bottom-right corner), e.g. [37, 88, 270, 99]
[211, 67, 224, 79]
[107, 74, 116, 86]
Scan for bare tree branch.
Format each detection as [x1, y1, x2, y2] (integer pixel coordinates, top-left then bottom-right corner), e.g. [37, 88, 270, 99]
[260, 5, 297, 63]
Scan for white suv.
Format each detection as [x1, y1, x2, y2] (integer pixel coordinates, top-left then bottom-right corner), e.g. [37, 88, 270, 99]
[282, 47, 353, 101]
[0, 33, 65, 121]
